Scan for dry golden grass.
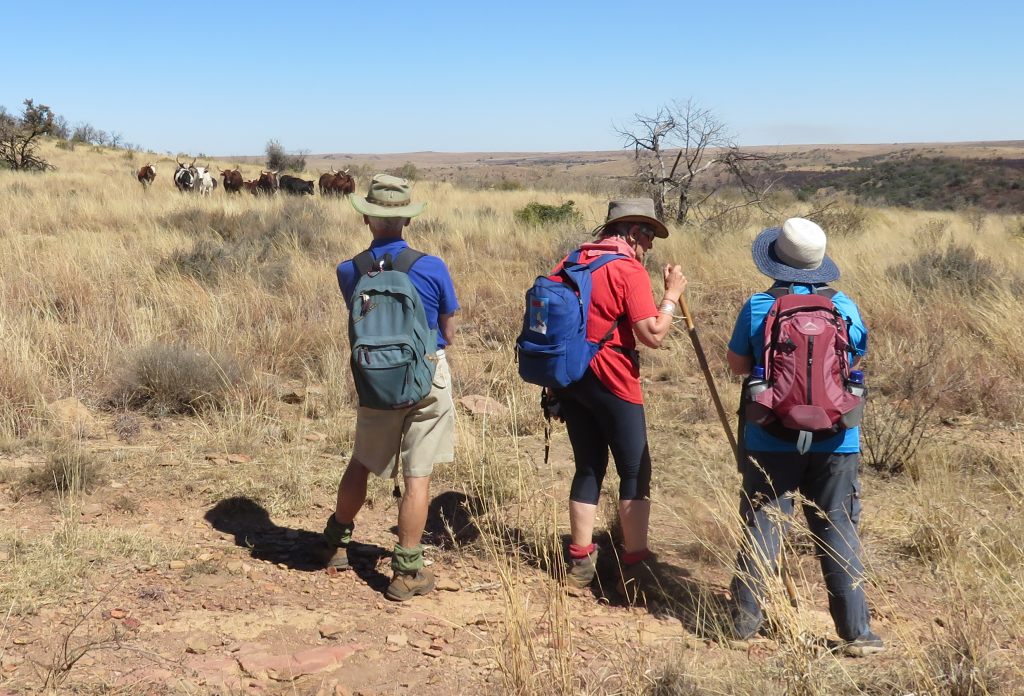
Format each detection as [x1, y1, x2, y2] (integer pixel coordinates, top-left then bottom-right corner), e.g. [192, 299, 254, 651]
[1, 140, 1023, 693]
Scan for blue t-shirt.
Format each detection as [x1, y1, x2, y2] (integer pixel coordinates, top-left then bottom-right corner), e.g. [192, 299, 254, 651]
[337, 239, 459, 349]
[728, 283, 868, 453]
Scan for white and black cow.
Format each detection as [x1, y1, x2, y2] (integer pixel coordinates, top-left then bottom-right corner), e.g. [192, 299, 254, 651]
[174, 158, 197, 192]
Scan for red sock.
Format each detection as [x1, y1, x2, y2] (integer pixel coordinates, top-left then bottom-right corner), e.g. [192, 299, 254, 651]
[622, 548, 651, 566]
[569, 543, 596, 559]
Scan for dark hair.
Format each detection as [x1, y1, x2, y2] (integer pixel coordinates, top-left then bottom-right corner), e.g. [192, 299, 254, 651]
[596, 221, 633, 239]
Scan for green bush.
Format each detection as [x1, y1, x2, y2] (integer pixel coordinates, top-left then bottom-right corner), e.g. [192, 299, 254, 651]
[514, 200, 581, 226]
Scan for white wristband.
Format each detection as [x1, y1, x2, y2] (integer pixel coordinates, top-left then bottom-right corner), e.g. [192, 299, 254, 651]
[659, 300, 676, 315]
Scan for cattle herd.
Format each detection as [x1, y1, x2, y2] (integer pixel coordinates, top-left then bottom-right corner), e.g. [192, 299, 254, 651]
[135, 160, 356, 197]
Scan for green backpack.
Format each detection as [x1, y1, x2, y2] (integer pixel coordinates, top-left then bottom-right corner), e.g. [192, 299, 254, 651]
[348, 248, 437, 410]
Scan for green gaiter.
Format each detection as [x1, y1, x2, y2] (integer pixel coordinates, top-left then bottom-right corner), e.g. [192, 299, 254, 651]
[391, 543, 424, 574]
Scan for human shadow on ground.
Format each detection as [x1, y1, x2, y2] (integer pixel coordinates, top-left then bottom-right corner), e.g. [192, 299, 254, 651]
[203, 496, 389, 584]
[205, 492, 482, 593]
[385, 490, 483, 549]
[481, 520, 733, 638]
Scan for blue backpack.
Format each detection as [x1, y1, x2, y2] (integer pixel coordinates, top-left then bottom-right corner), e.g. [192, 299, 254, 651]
[516, 251, 627, 388]
[348, 248, 437, 410]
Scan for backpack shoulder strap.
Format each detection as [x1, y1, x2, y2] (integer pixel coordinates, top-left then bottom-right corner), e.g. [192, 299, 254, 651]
[584, 253, 627, 272]
[353, 250, 377, 277]
[391, 248, 426, 274]
[766, 285, 838, 301]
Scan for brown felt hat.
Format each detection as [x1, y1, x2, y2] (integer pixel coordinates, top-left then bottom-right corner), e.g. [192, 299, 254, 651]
[596, 198, 669, 238]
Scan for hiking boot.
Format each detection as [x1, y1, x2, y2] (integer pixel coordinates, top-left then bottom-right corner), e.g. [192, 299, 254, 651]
[727, 609, 764, 642]
[617, 555, 660, 605]
[842, 630, 885, 657]
[385, 568, 436, 602]
[318, 543, 351, 571]
[316, 516, 353, 571]
[565, 547, 598, 589]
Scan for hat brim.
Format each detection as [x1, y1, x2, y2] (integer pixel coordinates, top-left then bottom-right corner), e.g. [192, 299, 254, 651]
[752, 227, 840, 283]
[350, 196, 426, 218]
[598, 215, 669, 239]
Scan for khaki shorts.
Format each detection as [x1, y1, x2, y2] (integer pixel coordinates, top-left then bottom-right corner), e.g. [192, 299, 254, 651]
[353, 352, 455, 479]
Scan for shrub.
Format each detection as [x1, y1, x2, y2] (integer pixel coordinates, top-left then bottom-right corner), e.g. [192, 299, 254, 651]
[387, 162, 419, 180]
[161, 201, 337, 287]
[493, 178, 523, 191]
[265, 139, 307, 172]
[806, 204, 868, 237]
[19, 442, 104, 495]
[514, 200, 581, 226]
[112, 342, 245, 414]
[892, 240, 998, 296]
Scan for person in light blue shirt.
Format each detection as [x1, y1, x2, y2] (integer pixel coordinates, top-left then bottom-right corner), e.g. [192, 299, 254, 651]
[724, 217, 883, 657]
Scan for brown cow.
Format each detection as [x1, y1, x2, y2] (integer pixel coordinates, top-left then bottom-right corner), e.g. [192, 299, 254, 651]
[220, 168, 244, 194]
[136, 163, 157, 187]
[242, 180, 260, 195]
[256, 170, 279, 195]
[319, 169, 355, 196]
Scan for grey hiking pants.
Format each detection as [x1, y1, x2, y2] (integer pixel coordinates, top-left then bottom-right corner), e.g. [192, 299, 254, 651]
[730, 450, 872, 641]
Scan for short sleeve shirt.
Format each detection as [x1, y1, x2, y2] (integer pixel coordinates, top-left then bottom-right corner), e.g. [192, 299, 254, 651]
[728, 283, 868, 453]
[337, 239, 459, 349]
[557, 245, 658, 403]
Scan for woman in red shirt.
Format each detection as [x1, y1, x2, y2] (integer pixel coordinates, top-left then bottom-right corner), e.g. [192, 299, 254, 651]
[556, 199, 686, 602]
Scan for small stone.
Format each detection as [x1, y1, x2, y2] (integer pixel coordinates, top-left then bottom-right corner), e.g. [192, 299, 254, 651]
[318, 622, 353, 639]
[408, 638, 431, 650]
[123, 617, 142, 631]
[435, 578, 461, 592]
[186, 634, 217, 655]
[304, 432, 326, 442]
[385, 633, 407, 647]
[197, 553, 214, 562]
[226, 560, 244, 574]
[422, 648, 443, 658]
[226, 453, 252, 464]
[109, 608, 127, 619]
[458, 395, 509, 417]
[169, 560, 188, 570]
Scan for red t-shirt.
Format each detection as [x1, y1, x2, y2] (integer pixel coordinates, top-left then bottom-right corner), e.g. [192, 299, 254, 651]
[555, 239, 658, 403]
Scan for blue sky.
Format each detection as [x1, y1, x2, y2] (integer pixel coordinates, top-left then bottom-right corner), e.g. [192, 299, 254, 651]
[3, 1, 1020, 155]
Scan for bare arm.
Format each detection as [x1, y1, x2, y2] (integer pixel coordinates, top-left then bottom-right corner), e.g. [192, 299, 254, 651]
[438, 312, 457, 346]
[727, 349, 753, 376]
[633, 264, 687, 349]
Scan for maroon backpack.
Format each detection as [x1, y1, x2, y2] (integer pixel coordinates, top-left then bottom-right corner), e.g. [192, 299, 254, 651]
[746, 287, 863, 453]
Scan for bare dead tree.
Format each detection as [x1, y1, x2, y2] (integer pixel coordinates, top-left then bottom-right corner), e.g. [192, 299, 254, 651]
[0, 99, 57, 171]
[616, 99, 779, 224]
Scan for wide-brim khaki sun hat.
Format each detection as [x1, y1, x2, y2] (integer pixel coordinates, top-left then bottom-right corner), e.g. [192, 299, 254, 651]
[350, 174, 426, 218]
[752, 217, 840, 283]
[594, 198, 669, 238]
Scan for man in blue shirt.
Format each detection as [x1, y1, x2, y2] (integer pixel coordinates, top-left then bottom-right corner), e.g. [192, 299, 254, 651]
[318, 174, 458, 602]
[725, 217, 883, 656]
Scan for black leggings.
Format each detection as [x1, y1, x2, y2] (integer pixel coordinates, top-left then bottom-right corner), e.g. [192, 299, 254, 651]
[558, 370, 652, 504]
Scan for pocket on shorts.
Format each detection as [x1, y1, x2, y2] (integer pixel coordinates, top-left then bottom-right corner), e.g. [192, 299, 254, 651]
[431, 359, 450, 390]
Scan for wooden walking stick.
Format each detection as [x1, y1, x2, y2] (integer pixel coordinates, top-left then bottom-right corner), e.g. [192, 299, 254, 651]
[677, 292, 800, 608]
